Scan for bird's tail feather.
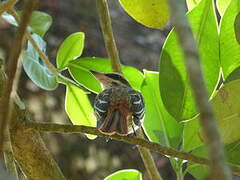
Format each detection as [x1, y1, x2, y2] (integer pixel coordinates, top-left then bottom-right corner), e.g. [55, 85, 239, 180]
[98, 110, 128, 136]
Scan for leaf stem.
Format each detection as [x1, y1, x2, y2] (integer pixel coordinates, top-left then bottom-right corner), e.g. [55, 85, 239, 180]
[167, 0, 232, 179]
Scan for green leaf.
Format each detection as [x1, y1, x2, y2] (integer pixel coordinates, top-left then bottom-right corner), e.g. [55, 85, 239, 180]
[119, 0, 169, 29]
[1, 11, 52, 37]
[65, 84, 96, 139]
[141, 70, 183, 148]
[183, 116, 203, 152]
[186, 0, 202, 10]
[210, 80, 240, 144]
[22, 34, 58, 90]
[68, 57, 144, 91]
[225, 66, 240, 83]
[28, 11, 52, 37]
[186, 140, 240, 178]
[69, 65, 102, 94]
[184, 79, 240, 152]
[220, 0, 240, 78]
[104, 169, 142, 180]
[159, 0, 220, 121]
[216, 0, 231, 16]
[57, 32, 85, 70]
[1, 12, 18, 26]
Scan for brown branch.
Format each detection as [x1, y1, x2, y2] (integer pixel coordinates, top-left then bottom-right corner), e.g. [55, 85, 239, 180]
[10, 100, 66, 180]
[167, 0, 232, 179]
[96, 0, 123, 74]
[3, 128, 18, 180]
[137, 129, 163, 180]
[0, 0, 17, 15]
[0, 1, 35, 179]
[0, 51, 66, 179]
[22, 122, 240, 176]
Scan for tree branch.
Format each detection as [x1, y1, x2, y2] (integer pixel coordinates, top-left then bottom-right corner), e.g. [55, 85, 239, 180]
[0, 3, 36, 180]
[96, 0, 123, 74]
[0, 0, 17, 15]
[167, 0, 232, 179]
[22, 121, 240, 176]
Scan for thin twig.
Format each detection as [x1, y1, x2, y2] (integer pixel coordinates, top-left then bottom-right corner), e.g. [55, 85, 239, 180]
[137, 129, 163, 180]
[0, 0, 17, 15]
[96, 0, 123, 74]
[22, 122, 240, 176]
[7, 9, 87, 91]
[167, 0, 232, 179]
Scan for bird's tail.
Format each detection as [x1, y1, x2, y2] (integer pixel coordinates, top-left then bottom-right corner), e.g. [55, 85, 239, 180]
[98, 109, 128, 136]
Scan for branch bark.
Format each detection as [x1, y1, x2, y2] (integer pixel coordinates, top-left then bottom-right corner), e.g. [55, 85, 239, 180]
[0, 1, 36, 179]
[10, 100, 66, 180]
[96, 0, 162, 179]
[0, 0, 17, 15]
[167, 0, 232, 179]
[96, 0, 123, 74]
[22, 122, 240, 176]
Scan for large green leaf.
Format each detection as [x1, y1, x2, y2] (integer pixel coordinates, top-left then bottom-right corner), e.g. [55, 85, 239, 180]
[220, 0, 240, 78]
[22, 34, 58, 90]
[57, 32, 85, 70]
[119, 0, 169, 29]
[141, 70, 183, 149]
[216, 0, 231, 16]
[186, 140, 240, 178]
[184, 79, 240, 152]
[68, 57, 144, 92]
[159, 0, 220, 121]
[104, 169, 142, 180]
[65, 84, 96, 139]
[186, 0, 202, 10]
[1, 11, 52, 37]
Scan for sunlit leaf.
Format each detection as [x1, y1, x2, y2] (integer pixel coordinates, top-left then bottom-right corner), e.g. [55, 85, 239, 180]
[141, 70, 183, 148]
[159, 0, 220, 121]
[57, 32, 85, 70]
[68, 57, 144, 91]
[65, 84, 96, 139]
[104, 169, 142, 180]
[216, 0, 231, 16]
[119, 0, 169, 29]
[220, 0, 240, 78]
[22, 34, 58, 90]
[184, 80, 240, 152]
[186, 140, 240, 178]
[186, 0, 202, 10]
[1, 11, 52, 37]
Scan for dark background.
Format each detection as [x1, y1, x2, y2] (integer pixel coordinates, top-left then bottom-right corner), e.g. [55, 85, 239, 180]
[0, 0, 193, 179]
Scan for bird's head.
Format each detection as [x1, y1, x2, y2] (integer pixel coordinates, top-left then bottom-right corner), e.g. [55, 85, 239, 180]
[91, 71, 131, 90]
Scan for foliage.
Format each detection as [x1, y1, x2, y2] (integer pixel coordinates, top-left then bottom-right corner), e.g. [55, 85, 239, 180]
[2, 0, 240, 179]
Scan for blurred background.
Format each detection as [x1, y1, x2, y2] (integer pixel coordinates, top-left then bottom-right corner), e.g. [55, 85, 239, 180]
[0, 0, 193, 179]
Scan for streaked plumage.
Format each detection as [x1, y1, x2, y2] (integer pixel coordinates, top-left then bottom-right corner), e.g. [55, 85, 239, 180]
[92, 71, 145, 136]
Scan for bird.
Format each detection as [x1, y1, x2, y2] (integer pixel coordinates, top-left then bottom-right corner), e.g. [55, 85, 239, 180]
[91, 71, 145, 136]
